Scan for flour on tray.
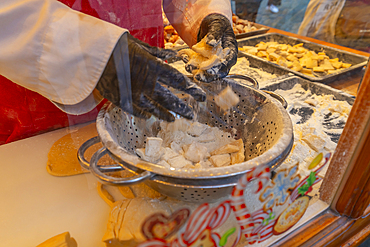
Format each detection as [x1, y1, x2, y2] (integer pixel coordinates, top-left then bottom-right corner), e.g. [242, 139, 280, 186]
[171, 57, 276, 87]
[229, 57, 277, 87]
[275, 83, 352, 178]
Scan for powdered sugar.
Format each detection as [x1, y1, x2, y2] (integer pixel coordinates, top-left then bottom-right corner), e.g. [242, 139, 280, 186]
[274, 83, 352, 178]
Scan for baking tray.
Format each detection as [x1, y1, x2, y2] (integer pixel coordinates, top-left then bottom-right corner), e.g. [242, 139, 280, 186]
[238, 33, 369, 83]
[261, 76, 355, 143]
[235, 23, 270, 39]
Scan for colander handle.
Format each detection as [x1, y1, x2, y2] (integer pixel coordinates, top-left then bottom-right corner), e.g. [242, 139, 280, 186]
[262, 90, 288, 109]
[90, 147, 153, 185]
[226, 74, 259, 89]
[78, 136, 153, 185]
[78, 136, 123, 172]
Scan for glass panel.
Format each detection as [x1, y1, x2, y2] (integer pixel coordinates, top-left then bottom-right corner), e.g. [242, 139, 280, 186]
[0, 0, 368, 246]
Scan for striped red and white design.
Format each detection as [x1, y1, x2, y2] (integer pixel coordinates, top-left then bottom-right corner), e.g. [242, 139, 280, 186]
[230, 165, 271, 244]
[137, 200, 234, 247]
[250, 208, 275, 243]
[290, 153, 332, 202]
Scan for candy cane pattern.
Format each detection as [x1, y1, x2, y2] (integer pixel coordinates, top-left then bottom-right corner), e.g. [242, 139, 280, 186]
[250, 208, 275, 243]
[230, 165, 271, 244]
[183, 200, 231, 245]
[290, 152, 331, 202]
[137, 200, 233, 247]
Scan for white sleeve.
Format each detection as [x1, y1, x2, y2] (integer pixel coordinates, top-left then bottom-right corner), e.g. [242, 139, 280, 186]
[0, 0, 127, 114]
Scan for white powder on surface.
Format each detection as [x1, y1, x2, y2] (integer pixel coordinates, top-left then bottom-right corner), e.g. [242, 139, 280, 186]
[274, 83, 352, 178]
[229, 57, 277, 87]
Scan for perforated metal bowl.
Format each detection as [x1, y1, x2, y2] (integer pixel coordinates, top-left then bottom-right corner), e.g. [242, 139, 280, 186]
[78, 78, 293, 202]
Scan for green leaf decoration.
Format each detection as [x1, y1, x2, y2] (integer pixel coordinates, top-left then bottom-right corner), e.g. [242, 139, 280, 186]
[298, 172, 317, 196]
[307, 172, 316, 187]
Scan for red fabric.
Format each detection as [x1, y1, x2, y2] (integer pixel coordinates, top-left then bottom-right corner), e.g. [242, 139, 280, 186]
[0, 0, 163, 145]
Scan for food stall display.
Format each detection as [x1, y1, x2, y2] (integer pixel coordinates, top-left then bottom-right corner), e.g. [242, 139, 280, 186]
[164, 25, 186, 49]
[237, 33, 368, 83]
[232, 15, 270, 39]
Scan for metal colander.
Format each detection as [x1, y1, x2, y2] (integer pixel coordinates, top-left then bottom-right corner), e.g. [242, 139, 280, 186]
[78, 77, 293, 203]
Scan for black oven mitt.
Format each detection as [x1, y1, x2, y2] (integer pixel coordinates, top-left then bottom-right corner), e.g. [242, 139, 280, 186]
[96, 33, 206, 122]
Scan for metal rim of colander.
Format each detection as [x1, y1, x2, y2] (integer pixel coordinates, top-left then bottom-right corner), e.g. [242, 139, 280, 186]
[95, 86, 293, 180]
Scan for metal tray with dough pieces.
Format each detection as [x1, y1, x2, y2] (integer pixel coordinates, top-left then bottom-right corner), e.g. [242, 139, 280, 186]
[238, 33, 368, 83]
[235, 23, 270, 39]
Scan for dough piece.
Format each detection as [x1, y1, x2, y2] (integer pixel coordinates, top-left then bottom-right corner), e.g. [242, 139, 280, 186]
[145, 137, 163, 157]
[192, 36, 222, 58]
[187, 122, 208, 137]
[161, 147, 180, 162]
[196, 128, 216, 143]
[199, 159, 213, 168]
[167, 155, 193, 168]
[230, 139, 245, 164]
[184, 142, 210, 163]
[214, 86, 240, 111]
[210, 142, 240, 155]
[302, 134, 326, 152]
[304, 98, 319, 106]
[157, 160, 171, 168]
[319, 59, 335, 71]
[136, 147, 164, 163]
[313, 67, 325, 72]
[199, 55, 221, 70]
[46, 123, 114, 177]
[342, 63, 352, 68]
[36, 232, 77, 247]
[210, 154, 231, 167]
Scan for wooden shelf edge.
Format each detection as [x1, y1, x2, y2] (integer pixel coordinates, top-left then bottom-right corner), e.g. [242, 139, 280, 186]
[273, 208, 370, 247]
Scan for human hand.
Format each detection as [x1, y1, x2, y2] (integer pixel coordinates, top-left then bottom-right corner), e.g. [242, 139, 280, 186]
[185, 14, 238, 82]
[96, 33, 206, 122]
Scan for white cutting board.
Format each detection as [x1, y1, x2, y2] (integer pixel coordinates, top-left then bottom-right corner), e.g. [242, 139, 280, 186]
[0, 124, 110, 247]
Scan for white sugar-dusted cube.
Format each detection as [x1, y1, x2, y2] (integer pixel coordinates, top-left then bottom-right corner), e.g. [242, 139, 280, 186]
[214, 86, 240, 111]
[157, 160, 170, 168]
[136, 147, 164, 163]
[167, 155, 193, 168]
[187, 122, 208, 137]
[183, 163, 195, 169]
[162, 147, 180, 162]
[135, 148, 146, 159]
[170, 142, 182, 153]
[210, 154, 231, 167]
[302, 134, 326, 152]
[301, 127, 315, 137]
[210, 142, 240, 155]
[184, 142, 210, 163]
[199, 159, 212, 168]
[196, 128, 216, 143]
[145, 137, 163, 157]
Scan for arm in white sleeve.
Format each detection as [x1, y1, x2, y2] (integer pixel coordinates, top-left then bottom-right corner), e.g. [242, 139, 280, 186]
[162, 0, 232, 47]
[0, 0, 127, 114]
